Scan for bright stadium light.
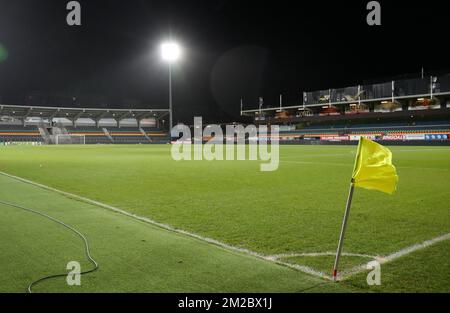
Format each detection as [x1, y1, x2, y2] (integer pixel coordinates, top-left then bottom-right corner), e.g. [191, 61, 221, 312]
[160, 41, 182, 132]
[161, 42, 181, 62]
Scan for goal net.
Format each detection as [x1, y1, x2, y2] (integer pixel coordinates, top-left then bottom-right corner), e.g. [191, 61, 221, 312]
[55, 134, 86, 145]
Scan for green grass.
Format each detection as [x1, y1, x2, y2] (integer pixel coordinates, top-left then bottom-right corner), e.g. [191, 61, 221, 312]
[0, 174, 351, 293]
[0, 144, 449, 292]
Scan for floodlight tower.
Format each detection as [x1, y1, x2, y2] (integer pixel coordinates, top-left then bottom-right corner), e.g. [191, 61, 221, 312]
[161, 41, 181, 132]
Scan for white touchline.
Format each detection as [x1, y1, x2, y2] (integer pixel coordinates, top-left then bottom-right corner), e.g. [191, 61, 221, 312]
[0, 170, 448, 282]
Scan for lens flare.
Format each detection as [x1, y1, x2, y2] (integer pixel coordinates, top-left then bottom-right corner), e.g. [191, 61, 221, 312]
[0, 43, 8, 62]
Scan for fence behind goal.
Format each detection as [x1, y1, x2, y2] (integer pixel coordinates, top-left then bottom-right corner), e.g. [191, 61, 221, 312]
[55, 134, 86, 145]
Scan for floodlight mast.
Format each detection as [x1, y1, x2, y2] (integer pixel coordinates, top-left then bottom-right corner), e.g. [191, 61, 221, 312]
[161, 42, 181, 132]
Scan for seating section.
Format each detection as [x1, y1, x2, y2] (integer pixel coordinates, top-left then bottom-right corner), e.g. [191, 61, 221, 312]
[278, 121, 450, 138]
[0, 124, 169, 144]
[68, 126, 169, 144]
[0, 125, 43, 143]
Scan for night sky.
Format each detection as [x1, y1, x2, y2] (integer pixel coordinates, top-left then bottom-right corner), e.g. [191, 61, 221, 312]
[0, 0, 449, 123]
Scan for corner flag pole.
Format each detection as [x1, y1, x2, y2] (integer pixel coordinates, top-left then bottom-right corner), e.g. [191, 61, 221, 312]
[332, 137, 398, 281]
[332, 179, 355, 281]
[332, 138, 362, 281]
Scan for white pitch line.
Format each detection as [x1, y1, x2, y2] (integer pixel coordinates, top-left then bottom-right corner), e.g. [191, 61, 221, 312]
[1, 170, 449, 282]
[0, 170, 328, 280]
[382, 233, 450, 262]
[268, 252, 377, 281]
[281, 153, 354, 159]
[271, 260, 330, 280]
[272, 233, 450, 281]
[280, 160, 351, 167]
[281, 160, 450, 172]
[268, 251, 377, 260]
[392, 148, 450, 153]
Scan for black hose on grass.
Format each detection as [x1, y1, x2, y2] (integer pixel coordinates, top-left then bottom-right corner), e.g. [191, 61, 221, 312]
[0, 200, 98, 293]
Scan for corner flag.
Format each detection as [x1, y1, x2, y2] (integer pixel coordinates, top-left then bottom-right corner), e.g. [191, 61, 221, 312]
[352, 137, 398, 194]
[332, 138, 398, 281]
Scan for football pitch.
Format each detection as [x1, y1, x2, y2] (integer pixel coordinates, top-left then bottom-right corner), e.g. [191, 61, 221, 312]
[0, 144, 449, 292]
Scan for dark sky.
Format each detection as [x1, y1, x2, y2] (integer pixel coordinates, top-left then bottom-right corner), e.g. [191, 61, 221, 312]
[0, 0, 449, 123]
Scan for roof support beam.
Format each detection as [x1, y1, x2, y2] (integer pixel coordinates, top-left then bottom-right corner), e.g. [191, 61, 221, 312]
[73, 110, 86, 127]
[117, 111, 133, 128]
[48, 109, 60, 121]
[22, 108, 33, 126]
[93, 110, 112, 128]
[97, 110, 111, 120]
[157, 111, 170, 121]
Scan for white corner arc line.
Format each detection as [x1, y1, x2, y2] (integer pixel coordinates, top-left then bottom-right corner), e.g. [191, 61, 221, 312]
[268, 251, 377, 260]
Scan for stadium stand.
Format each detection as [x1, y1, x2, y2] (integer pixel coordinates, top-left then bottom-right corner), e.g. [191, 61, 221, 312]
[242, 72, 450, 145]
[0, 104, 170, 145]
[0, 124, 170, 145]
[274, 120, 450, 145]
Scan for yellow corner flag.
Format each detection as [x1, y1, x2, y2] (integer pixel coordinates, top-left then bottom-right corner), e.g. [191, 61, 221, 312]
[332, 137, 398, 281]
[352, 137, 399, 194]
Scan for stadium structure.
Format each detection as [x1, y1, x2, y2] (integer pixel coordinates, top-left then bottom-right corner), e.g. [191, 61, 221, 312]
[0, 104, 170, 145]
[2, 73, 450, 146]
[241, 73, 450, 145]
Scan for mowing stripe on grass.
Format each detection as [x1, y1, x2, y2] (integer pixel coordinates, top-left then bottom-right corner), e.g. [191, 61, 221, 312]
[1, 170, 449, 282]
[0, 170, 326, 279]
